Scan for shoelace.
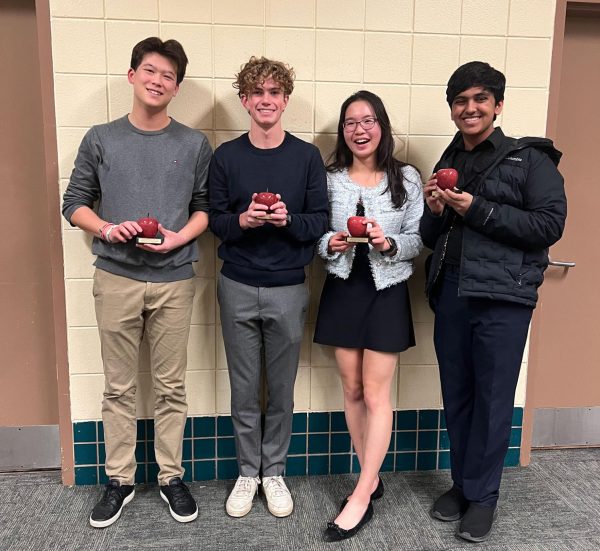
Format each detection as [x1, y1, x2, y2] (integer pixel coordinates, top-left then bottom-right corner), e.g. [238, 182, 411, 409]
[100, 482, 122, 506]
[264, 476, 289, 498]
[232, 477, 258, 497]
[168, 479, 192, 507]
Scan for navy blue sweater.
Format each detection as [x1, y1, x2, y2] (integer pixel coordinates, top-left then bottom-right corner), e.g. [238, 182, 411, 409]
[209, 132, 328, 287]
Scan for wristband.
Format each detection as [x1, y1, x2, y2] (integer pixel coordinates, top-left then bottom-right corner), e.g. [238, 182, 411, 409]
[105, 225, 117, 243]
[99, 222, 112, 240]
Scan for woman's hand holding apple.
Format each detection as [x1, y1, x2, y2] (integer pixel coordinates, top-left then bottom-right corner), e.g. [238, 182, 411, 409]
[363, 218, 389, 252]
[328, 231, 355, 254]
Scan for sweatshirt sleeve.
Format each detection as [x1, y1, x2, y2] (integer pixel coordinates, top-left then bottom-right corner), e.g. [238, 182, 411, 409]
[189, 134, 213, 213]
[208, 151, 245, 243]
[463, 149, 567, 251]
[62, 127, 102, 225]
[285, 147, 329, 242]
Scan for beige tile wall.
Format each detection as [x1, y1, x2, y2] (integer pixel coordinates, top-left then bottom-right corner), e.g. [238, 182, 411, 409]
[52, 0, 556, 421]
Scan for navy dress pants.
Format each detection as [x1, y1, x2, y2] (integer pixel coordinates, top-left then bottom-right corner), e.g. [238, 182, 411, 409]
[432, 266, 533, 507]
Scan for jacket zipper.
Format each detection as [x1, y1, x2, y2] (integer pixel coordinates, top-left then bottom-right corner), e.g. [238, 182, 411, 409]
[431, 219, 454, 291]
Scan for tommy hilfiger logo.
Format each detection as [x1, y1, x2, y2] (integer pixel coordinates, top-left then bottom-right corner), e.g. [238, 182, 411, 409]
[505, 156, 523, 162]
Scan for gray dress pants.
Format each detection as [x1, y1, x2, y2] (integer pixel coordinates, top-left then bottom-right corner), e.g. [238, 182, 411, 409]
[217, 274, 308, 477]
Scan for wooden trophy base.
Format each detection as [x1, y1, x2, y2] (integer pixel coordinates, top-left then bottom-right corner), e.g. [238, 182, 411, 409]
[255, 214, 273, 220]
[136, 236, 163, 245]
[345, 236, 369, 243]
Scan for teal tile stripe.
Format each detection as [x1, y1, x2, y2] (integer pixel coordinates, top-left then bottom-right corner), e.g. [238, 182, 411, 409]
[73, 408, 524, 485]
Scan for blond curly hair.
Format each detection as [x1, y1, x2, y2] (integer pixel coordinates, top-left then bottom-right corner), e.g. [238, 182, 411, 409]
[233, 56, 295, 97]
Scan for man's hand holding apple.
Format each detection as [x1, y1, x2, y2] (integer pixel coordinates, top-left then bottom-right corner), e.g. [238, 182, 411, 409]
[264, 196, 289, 228]
[136, 223, 187, 253]
[105, 220, 142, 243]
[440, 188, 473, 216]
[423, 174, 446, 216]
[239, 193, 269, 229]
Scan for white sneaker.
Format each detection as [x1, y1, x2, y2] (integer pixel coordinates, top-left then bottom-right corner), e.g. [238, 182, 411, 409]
[226, 476, 260, 518]
[262, 475, 294, 517]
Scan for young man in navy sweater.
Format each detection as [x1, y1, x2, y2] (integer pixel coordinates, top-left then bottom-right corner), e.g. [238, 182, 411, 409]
[209, 57, 327, 518]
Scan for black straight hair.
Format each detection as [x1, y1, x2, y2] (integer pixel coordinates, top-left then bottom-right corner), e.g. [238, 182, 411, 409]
[446, 61, 505, 107]
[130, 37, 188, 84]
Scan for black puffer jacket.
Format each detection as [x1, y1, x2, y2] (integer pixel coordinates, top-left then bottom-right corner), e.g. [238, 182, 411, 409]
[420, 128, 567, 307]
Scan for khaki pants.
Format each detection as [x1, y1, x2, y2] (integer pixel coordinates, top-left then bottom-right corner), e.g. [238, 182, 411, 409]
[93, 269, 195, 485]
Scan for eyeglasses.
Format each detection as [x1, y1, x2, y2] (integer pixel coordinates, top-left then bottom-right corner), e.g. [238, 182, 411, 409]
[342, 117, 378, 132]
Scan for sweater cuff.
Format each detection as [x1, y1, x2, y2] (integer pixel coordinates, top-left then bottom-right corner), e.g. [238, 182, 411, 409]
[227, 214, 245, 241]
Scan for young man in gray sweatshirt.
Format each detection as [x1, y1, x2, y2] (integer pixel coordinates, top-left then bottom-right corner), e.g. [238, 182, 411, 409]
[62, 37, 211, 528]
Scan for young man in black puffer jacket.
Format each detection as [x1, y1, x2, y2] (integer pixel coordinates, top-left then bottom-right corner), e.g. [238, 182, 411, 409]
[420, 61, 567, 543]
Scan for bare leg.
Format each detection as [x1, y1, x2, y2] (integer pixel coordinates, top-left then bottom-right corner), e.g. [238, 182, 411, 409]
[334, 349, 397, 529]
[335, 348, 366, 466]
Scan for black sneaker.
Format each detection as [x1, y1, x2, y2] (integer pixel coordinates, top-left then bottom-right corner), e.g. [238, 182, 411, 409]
[89, 479, 135, 528]
[430, 486, 469, 521]
[456, 503, 498, 542]
[160, 477, 198, 523]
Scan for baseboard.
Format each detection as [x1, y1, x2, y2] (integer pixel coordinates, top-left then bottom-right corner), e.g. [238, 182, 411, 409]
[533, 407, 600, 447]
[0, 425, 61, 470]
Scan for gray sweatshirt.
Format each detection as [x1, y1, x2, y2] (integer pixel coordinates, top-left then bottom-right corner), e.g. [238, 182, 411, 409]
[62, 116, 212, 282]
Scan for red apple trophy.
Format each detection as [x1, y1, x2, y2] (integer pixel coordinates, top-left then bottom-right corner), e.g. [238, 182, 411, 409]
[346, 216, 370, 244]
[255, 191, 278, 220]
[136, 214, 162, 245]
[432, 168, 461, 197]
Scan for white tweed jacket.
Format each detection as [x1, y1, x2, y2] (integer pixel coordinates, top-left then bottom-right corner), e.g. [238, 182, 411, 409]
[317, 166, 424, 290]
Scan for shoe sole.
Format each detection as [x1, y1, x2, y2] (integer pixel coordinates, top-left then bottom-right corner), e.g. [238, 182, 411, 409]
[160, 490, 198, 523]
[455, 509, 499, 542]
[267, 502, 293, 518]
[429, 508, 463, 522]
[226, 497, 254, 518]
[89, 489, 135, 528]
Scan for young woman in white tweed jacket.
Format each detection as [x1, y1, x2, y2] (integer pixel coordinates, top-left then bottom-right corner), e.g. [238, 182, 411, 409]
[315, 91, 423, 542]
[317, 165, 423, 290]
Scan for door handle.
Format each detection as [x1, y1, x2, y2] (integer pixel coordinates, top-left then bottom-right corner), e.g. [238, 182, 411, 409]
[549, 258, 576, 268]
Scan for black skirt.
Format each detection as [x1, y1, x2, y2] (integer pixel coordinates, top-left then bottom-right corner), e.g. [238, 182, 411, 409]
[313, 244, 415, 353]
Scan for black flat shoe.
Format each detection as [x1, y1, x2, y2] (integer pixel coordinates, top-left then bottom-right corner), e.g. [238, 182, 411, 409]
[371, 477, 384, 500]
[339, 477, 384, 511]
[323, 502, 374, 542]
